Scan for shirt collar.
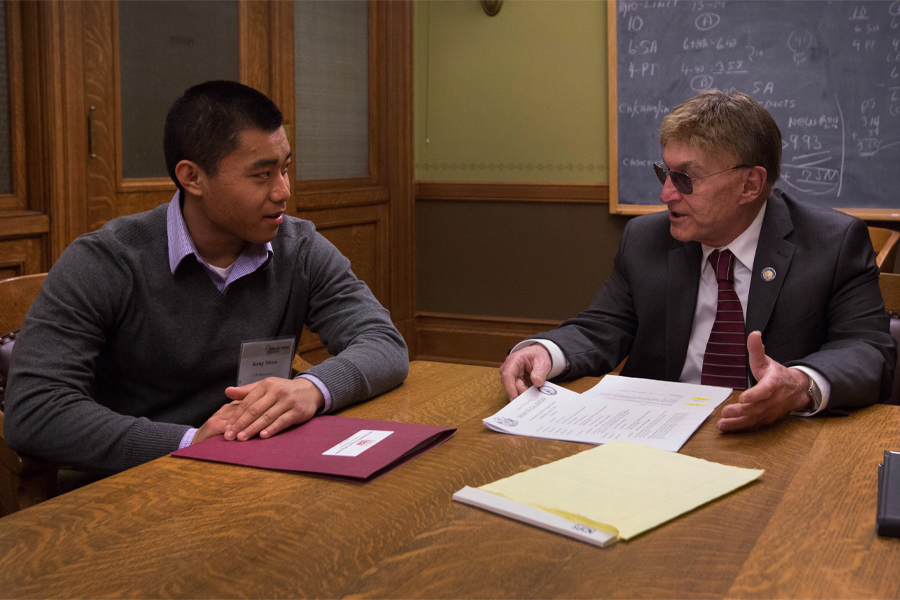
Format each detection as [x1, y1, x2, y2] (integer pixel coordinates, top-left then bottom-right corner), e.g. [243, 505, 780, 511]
[166, 191, 273, 278]
[167, 191, 199, 273]
[700, 200, 767, 273]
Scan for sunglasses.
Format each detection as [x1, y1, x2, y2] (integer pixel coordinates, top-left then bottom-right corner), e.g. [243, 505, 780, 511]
[653, 162, 748, 195]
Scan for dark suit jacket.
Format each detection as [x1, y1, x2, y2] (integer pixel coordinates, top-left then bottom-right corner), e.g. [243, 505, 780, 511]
[534, 189, 896, 409]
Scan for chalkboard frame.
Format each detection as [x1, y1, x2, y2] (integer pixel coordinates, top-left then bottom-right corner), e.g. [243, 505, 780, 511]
[607, 1, 900, 221]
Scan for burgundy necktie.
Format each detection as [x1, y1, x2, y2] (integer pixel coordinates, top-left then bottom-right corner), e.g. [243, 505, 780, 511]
[700, 249, 748, 391]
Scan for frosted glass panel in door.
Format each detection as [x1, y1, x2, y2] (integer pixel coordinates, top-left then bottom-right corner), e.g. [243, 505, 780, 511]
[118, 1, 239, 179]
[295, 0, 369, 181]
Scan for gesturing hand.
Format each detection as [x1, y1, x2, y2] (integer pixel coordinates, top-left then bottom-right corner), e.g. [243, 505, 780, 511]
[220, 377, 325, 441]
[717, 331, 811, 432]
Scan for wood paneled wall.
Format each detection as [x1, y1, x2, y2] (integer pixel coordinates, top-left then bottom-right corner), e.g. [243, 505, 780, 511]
[414, 181, 629, 366]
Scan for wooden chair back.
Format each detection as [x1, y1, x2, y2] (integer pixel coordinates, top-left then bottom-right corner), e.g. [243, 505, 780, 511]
[0, 273, 58, 517]
[0, 273, 46, 408]
[0, 273, 46, 334]
[879, 273, 900, 406]
[869, 227, 900, 274]
[881, 272, 900, 313]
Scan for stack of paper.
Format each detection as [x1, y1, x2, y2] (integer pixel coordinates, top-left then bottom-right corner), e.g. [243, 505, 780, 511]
[453, 441, 763, 547]
[484, 376, 733, 452]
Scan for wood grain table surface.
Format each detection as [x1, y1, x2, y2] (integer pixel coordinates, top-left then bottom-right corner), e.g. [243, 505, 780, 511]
[0, 360, 898, 599]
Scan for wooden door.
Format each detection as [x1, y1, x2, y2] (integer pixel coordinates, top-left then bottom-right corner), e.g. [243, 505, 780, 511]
[273, 0, 414, 362]
[0, 2, 46, 280]
[80, 0, 272, 233]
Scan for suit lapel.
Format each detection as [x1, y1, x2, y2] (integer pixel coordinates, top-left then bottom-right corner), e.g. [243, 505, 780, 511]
[666, 242, 702, 380]
[746, 194, 795, 340]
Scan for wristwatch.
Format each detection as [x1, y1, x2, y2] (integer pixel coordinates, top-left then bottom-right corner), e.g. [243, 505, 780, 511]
[804, 376, 823, 413]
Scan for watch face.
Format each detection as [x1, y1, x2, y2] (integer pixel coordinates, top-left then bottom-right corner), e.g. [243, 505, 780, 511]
[807, 379, 822, 410]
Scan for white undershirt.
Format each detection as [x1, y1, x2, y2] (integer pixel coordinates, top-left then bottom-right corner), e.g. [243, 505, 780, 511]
[206, 262, 236, 281]
[517, 200, 830, 415]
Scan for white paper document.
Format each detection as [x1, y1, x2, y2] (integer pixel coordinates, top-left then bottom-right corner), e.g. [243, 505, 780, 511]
[483, 376, 733, 452]
[321, 430, 393, 457]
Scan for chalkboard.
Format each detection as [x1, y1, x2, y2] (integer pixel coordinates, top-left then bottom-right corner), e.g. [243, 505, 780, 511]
[609, 0, 900, 218]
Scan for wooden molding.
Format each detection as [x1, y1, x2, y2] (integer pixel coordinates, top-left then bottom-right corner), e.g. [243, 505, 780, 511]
[293, 185, 390, 210]
[82, 1, 118, 233]
[28, 1, 74, 268]
[270, 0, 295, 193]
[607, 1, 619, 215]
[116, 178, 176, 193]
[385, 0, 416, 355]
[239, 0, 273, 97]
[0, 258, 25, 275]
[110, 0, 125, 195]
[0, 213, 50, 238]
[269, 0, 291, 115]
[415, 312, 562, 367]
[848, 209, 900, 221]
[0, 236, 43, 278]
[0, 1, 27, 214]
[368, 0, 386, 189]
[58, 1, 88, 260]
[415, 181, 609, 204]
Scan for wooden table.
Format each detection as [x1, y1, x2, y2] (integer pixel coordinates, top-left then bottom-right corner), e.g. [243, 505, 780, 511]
[1, 360, 899, 599]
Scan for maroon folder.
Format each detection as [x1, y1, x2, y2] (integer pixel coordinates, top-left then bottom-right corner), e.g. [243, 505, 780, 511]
[171, 416, 456, 481]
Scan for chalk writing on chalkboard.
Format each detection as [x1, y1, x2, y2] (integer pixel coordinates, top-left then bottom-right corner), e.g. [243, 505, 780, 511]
[611, 0, 900, 216]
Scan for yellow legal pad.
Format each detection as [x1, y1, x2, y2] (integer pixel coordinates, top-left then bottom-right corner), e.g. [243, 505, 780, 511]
[467, 441, 763, 542]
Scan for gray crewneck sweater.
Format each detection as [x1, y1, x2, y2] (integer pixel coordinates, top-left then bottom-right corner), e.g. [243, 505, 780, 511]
[5, 204, 408, 473]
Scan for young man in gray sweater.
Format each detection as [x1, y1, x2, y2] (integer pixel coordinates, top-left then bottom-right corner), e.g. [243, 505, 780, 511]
[4, 81, 409, 473]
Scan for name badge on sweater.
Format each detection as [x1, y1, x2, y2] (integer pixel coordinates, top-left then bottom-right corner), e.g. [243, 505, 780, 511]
[237, 336, 297, 387]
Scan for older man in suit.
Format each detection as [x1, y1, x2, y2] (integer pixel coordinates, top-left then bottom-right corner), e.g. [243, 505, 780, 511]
[500, 89, 896, 431]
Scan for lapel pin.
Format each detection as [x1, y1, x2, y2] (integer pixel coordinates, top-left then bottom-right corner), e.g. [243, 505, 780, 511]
[761, 267, 776, 282]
